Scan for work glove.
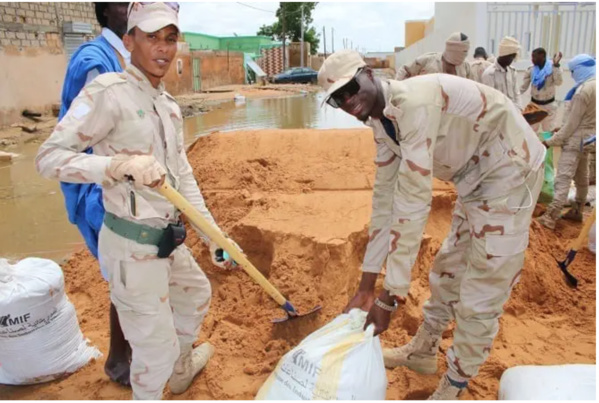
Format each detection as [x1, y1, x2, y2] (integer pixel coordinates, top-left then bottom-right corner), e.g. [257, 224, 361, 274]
[108, 154, 166, 190]
[209, 238, 242, 270]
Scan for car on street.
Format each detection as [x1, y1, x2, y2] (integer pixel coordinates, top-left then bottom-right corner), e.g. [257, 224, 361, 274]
[271, 67, 318, 84]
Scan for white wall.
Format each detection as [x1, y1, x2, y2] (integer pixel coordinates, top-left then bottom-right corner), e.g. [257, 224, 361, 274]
[395, 2, 488, 67]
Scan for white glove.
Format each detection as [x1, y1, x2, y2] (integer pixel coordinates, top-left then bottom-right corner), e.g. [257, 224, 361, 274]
[209, 239, 242, 270]
[108, 154, 166, 190]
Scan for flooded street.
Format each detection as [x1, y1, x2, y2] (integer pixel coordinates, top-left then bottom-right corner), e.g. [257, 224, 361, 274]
[0, 92, 364, 262]
[184, 92, 363, 140]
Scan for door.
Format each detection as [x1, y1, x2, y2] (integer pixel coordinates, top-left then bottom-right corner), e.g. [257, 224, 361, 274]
[192, 58, 201, 92]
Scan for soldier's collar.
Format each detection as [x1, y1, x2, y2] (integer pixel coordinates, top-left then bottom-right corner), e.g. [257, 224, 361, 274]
[125, 64, 166, 97]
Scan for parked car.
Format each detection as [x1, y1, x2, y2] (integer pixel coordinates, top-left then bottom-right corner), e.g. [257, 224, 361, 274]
[272, 67, 318, 84]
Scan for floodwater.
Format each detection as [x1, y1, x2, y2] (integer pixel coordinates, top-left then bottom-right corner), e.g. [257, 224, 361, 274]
[0, 92, 365, 262]
[184, 92, 363, 140]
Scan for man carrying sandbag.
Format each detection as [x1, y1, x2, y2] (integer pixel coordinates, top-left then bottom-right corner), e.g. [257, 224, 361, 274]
[35, 3, 238, 399]
[319, 50, 545, 399]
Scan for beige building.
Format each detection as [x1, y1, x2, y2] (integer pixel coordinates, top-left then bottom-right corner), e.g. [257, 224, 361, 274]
[0, 2, 100, 127]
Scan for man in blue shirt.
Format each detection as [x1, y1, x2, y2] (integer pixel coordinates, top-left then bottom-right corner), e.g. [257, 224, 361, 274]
[58, 2, 131, 386]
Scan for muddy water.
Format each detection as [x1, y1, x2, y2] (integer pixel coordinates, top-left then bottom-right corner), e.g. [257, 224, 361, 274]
[184, 93, 362, 140]
[0, 93, 364, 262]
[0, 143, 84, 262]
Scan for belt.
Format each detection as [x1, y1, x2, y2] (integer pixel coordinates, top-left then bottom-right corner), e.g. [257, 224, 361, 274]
[104, 212, 165, 246]
[531, 97, 555, 105]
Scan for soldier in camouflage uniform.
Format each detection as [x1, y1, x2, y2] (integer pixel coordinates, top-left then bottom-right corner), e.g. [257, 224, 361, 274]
[396, 32, 473, 81]
[36, 3, 237, 400]
[538, 54, 596, 229]
[320, 50, 545, 400]
[469, 47, 492, 84]
[520, 48, 563, 133]
[482, 37, 524, 111]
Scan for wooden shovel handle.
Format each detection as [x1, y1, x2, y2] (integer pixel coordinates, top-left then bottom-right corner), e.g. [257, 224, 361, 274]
[570, 206, 596, 252]
[157, 182, 288, 306]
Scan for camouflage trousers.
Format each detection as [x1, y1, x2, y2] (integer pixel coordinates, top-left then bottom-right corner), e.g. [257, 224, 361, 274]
[100, 226, 212, 400]
[546, 149, 590, 218]
[421, 167, 543, 382]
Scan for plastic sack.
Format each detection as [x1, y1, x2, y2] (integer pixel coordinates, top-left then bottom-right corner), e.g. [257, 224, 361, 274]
[256, 309, 387, 400]
[589, 222, 596, 254]
[568, 185, 596, 206]
[538, 132, 555, 205]
[499, 364, 596, 400]
[0, 258, 101, 385]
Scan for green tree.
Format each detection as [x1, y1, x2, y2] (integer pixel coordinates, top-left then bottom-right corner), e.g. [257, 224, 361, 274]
[257, 2, 320, 55]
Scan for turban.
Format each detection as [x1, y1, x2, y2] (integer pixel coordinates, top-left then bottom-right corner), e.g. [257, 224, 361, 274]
[498, 36, 520, 57]
[443, 32, 470, 65]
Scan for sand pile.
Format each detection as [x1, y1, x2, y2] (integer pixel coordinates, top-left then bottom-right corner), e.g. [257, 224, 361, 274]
[1, 129, 594, 400]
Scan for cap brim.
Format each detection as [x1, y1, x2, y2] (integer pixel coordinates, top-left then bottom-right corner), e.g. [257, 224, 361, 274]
[320, 77, 353, 107]
[137, 19, 180, 34]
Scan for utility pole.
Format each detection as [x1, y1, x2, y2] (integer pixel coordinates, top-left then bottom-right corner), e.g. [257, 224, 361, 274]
[331, 27, 334, 52]
[281, 3, 286, 70]
[323, 26, 327, 58]
[300, 4, 304, 68]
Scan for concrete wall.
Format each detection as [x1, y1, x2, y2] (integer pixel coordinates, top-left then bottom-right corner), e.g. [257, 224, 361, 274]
[288, 42, 311, 68]
[183, 32, 221, 51]
[0, 2, 100, 127]
[258, 46, 287, 77]
[191, 50, 245, 91]
[183, 32, 280, 57]
[164, 42, 193, 96]
[405, 20, 426, 47]
[311, 55, 324, 71]
[395, 3, 488, 69]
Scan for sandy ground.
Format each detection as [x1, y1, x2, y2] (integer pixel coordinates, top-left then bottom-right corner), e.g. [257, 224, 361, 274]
[0, 84, 319, 147]
[0, 129, 595, 400]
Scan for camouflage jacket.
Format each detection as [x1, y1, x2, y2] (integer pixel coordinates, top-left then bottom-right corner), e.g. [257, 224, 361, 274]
[395, 52, 473, 81]
[363, 75, 545, 297]
[36, 64, 219, 235]
[547, 78, 596, 150]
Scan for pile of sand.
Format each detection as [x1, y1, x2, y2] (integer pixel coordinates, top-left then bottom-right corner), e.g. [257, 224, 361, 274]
[1, 129, 594, 400]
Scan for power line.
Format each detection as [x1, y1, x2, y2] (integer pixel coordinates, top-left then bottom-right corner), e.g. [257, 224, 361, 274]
[236, 2, 306, 16]
[236, 2, 276, 13]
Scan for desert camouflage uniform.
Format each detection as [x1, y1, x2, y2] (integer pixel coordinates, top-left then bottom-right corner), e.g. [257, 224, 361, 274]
[363, 74, 545, 381]
[469, 59, 493, 83]
[36, 65, 218, 399]
[542, 78, 596, 223]
[520, 64, 563, 133]
[482, 60, 524, 111]
[395, 52, 473, 81]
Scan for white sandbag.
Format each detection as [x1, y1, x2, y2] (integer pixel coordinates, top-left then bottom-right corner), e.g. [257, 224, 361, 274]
[567, 185, 596, 206]
[588, 222, 596, 254]
[0, 258, 101, 385]
[256, 309, 387, 400]
[498, 364, 596, 400]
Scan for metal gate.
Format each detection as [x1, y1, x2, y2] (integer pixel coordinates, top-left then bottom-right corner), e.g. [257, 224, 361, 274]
[192, 58, 201, 92]
[487, 2, 596, 59]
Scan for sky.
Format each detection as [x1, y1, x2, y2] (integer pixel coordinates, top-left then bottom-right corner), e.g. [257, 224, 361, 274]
[179, 1, 435, 53]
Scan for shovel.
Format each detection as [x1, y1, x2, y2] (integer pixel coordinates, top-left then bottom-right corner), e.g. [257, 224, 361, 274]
[157, 182, 321, 322]
[556, 206, 596, 288]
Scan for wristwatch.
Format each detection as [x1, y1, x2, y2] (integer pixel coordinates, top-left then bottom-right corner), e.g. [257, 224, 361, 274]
[374, 297, 399, 312]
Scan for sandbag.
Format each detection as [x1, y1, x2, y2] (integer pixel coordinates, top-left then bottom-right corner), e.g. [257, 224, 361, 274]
[498, 364, 596, 400]
[256, 309, 387, 400]
[538, 132, 555, 205]
[0, 258, 101, 385]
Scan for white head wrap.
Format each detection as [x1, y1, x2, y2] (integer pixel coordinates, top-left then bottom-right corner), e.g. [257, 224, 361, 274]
[443, 32, 470, 65]
[498, 36, 520, 57]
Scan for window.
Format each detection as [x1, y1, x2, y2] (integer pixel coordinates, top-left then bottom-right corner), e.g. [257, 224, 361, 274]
[177, 59, 183, 75]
